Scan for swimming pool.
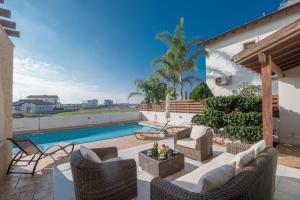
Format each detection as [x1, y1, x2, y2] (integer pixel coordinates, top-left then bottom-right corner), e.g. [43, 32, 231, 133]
[13, 123, 159, 151]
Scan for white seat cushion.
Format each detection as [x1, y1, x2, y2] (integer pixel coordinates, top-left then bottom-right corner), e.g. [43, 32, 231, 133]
[197, 164, 235, 192]
[232, 149, 255, 174]
[172, 161, 222, 192]
[211, 152, 235, 165]
[172, 161, 235, 193]
[190, 125, 209, 140]
[80, 145, 102, 163]
[177, 138, 197, 149]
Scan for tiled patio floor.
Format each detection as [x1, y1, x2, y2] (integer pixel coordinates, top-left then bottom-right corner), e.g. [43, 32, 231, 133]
[1, 135, 300, 200]
[0, 135, 152, 200]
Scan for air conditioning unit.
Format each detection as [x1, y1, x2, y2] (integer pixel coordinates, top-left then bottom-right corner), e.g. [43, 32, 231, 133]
[215, 76, 232, 86]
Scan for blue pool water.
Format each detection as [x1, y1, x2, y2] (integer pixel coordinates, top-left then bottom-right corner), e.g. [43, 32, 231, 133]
[13, 123, 159, 152]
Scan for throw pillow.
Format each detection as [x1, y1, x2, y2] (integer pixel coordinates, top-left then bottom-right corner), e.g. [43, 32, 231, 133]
[80, 145, 102, 163]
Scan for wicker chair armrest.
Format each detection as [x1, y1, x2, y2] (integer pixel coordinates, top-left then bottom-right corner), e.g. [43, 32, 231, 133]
[93, 147, 118, 160]
[174, 128, 192, 142]
[226, 143, 252, 154]
[195, 129, 213, 148]
[150, 177, 201, 200]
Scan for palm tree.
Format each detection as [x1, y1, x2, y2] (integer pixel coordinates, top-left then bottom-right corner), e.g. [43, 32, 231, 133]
[128, 75, 168, 104]
[153, 17, 205, 99]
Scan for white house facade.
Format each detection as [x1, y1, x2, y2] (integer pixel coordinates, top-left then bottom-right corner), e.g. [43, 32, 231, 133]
[26, 95, 61, 108]
[12, 100, 54, 114]
[205, 1, 300, 96]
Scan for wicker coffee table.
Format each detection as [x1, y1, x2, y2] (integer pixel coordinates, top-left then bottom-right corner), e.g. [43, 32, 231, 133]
[138, 149, 184, 178]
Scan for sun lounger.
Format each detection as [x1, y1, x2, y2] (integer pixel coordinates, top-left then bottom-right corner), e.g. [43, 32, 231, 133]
[7, 137, 74, 175]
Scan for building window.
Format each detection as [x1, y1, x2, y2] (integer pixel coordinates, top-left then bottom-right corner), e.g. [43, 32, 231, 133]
[243, 41, 256, 50]
[15, 106, 21, 111]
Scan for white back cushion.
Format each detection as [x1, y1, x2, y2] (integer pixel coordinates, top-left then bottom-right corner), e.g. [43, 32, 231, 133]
[190, 125, 209, 140]
[232, 149, 255, 174]
[80, 145, 102, 163]
[197, 163, 236, 192]
[250, 140, 267, 157]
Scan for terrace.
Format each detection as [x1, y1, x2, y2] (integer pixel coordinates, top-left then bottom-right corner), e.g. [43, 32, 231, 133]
[1, 1, 300, 200]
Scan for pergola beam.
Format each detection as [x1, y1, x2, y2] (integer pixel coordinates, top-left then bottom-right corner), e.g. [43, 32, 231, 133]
[4, 28, 20, 38]
[0, 19, 16, 29]
[0, 7, 10, 18]
[269, 56, 285, 78]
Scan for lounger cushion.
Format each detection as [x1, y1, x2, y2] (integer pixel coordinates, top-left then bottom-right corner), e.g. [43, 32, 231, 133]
[232, 148, 255, 174]
[80, 145, 102, 163]
[177, 138, 197, 149]
[190, 125, 208, 140]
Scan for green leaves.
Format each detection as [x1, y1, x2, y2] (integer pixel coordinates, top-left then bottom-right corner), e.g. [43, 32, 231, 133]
[153, 17, 206, 100]
[192, 95, 263, 142]
[189, 82, 214, 101]
[128, 75, 169, 104]
[205, 96, 237, 113]
[223, 112, 262, 126]
[223, 126, 263, 142]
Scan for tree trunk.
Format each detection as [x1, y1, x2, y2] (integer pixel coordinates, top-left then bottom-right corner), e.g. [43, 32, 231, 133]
[179, 74, 184, 100]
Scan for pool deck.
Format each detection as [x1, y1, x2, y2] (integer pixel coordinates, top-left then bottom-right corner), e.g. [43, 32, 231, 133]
[2, 129, 300, 200]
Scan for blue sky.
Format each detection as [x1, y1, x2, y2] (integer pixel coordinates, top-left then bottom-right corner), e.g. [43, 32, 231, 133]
[5, 0, 281, 103]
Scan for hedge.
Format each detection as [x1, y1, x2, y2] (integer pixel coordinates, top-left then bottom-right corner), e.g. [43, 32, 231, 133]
[204, 96, 237, 113]
[223, 112, 262, 126]
[236, 96, 262, 112]
[192, 109, 225, 130]
[192, 95, 263, 142]
[223, 126, 263, 142]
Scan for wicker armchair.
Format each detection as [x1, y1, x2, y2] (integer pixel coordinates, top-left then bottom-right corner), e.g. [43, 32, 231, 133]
[174, 127, 213, 161]
[70, 147, 137, 200]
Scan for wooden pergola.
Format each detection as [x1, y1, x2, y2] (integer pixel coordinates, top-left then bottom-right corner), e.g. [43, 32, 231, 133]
[232, 19, 300, 147]
[0, 0, 20, 37]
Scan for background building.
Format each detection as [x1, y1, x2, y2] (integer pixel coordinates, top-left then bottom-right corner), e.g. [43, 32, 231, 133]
[103, 99, 113, 107]
[12, 99, 54, 114]
[26, 95, 60, 108]
[81, 99, 98, 109]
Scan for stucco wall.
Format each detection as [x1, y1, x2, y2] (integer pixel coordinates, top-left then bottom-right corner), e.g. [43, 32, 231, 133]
[13, 112, 141, 133]
[141, 111, 196, 125]
[278, 66, 300, 145]
[205, 7, 300, 96]
[0, 28, 14, 178]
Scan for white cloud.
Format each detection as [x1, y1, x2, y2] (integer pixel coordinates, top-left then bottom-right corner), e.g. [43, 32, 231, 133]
[13, 56, 131, 104]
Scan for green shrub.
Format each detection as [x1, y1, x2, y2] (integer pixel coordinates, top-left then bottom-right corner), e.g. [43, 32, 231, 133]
[224, 126, 263, 142]
[236, 96, 262, 112]
[192, 109, 225, 130]
[223, 112, 262, 126]
[189, 82, 214, 101]
[204, 96, 237, 113]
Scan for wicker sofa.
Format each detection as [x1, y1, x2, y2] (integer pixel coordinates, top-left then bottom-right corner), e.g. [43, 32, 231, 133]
[70, 147, 137, 200]
[150, 147, 277, 200]
[174, 127, 213, 161]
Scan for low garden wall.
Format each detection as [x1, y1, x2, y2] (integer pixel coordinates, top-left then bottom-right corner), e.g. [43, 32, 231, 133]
[13, 112, 141, 133]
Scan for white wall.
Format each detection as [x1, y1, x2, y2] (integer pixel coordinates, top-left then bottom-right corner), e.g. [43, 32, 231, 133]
[278, 66, 300, 145]
[141, 111, 196, 125]
[206, 7, 300, 96]
[13, 112, 140, 133]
